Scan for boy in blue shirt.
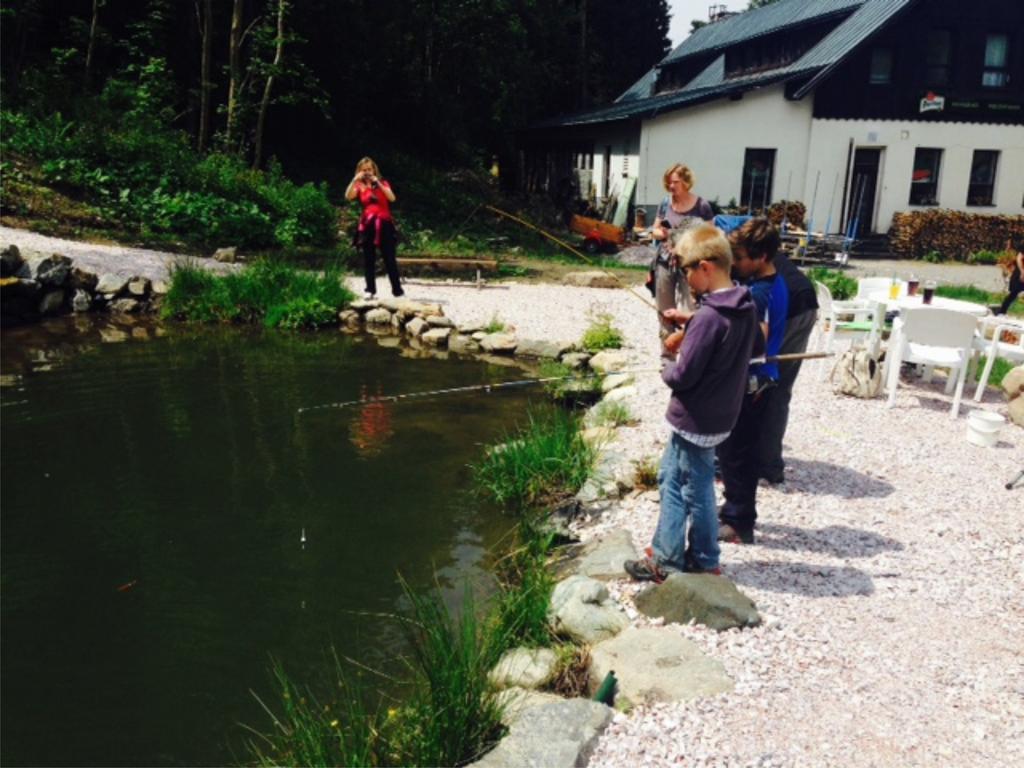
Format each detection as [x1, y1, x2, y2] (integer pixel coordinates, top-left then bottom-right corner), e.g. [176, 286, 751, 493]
[717, 218, 789, 544]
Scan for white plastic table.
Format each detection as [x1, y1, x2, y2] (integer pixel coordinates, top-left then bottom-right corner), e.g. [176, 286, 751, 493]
[868, 291, 990, 318]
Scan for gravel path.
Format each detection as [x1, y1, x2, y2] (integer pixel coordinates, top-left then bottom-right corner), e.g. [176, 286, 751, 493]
[4, 227, 1023, 767]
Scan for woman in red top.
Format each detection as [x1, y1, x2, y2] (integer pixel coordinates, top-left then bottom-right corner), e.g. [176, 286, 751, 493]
[345, 156, 403, 298]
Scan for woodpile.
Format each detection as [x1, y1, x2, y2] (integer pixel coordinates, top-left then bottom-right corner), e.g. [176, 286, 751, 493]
[766, 200, 806, 230]
[889, 210, 1024, 260]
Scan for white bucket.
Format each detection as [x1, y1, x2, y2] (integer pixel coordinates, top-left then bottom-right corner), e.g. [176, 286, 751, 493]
[966, 410, 1005, 448]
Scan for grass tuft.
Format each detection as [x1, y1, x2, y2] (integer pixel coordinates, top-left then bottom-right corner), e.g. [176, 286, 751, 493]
[162, 258, 354, 327]
[472, 406, 597, 510]
[580, 312, 623, 352]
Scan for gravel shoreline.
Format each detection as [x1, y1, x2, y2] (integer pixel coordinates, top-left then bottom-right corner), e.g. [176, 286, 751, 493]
[4, 227, 1023, 766]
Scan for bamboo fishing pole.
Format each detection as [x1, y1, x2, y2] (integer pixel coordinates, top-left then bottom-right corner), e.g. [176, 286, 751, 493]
[296, 351, 832, 414]
[482, 204, 660, 312]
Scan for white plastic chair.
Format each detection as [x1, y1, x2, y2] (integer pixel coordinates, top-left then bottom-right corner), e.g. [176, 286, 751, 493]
[856, 276, 893, 300]
[973, 317, 1024, 401]
[814, 282, 884, 361]
[885, 307, 979, 417]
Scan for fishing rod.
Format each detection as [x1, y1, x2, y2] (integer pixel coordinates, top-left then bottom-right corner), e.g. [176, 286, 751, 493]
[296, 351, 832, 414]
[482, 204, 660, 312]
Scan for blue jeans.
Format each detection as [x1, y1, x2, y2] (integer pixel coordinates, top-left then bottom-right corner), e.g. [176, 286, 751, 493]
[652, 432, 720, 572]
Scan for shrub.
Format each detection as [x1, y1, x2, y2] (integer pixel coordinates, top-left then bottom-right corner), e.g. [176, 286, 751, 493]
[632, 455, 659, 490]
[922, 250, 944, 263]
[967, 250, 1002, 265]
[163, 259, 353, 327]
[490, 518, 556, 649]
[806, 267, 856, 300]
[580, 313, 623, 352]
[472, 407, 596, 509]
[483, 313, 506, 333]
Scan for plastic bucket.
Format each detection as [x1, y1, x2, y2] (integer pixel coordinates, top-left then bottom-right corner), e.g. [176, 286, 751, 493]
[966, 410, 1005, 447]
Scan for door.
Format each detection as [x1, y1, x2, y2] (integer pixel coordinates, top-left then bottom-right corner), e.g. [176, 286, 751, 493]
[846, 148, 881, 237]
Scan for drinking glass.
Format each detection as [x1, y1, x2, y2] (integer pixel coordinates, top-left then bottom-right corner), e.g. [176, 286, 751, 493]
[907, 275, 920, 296]
[922, 280, 937, 305]
[888, 279, 901, 300]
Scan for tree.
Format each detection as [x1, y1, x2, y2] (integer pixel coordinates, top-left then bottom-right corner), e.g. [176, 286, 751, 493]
[225, 0, 245, 148]
[197, 0, 213, 152]
[252, 0, 284, 169]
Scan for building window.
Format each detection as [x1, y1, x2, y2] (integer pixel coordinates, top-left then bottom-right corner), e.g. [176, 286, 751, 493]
[909, 148, 942, 206]
[869, 48, 892, 84]
[926, 29, 951, 86]
[740, 148, 776, 210]
[967, 150, 999, 206]
[982, 34, 1009, 88]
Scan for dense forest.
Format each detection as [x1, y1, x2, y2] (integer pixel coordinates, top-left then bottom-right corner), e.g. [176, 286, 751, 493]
[1, 0, 670, 250]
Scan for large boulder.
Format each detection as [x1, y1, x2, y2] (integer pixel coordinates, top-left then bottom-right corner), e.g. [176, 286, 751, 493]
[70, 267, 99, 291]
[489, 647, 558, 690]
[213, 246, 238, 263]
[96, 274, 129, 296]
[560, 352, 591, 370]
[364, 307, 393, 325]
[38, 290, 66, 315]
[588, 626, 734, 708]
[405, 315, 428, 337]
[479, 332, 517, 354]
[421, 327, 451, 347]
[569, 529, 639, 581]
[588, 350, 629, 374]
[634, 572, 761, 631]
[72, 289, 93, 313]
[23, 253, 72, 287]
[562, 271, 619, 289]
[1, 244, 24, 277]
[448, 333, 480, 354]
[469, 699, 613, 768]
[516, 338, 574, 359]
[548, 575, 628, 644]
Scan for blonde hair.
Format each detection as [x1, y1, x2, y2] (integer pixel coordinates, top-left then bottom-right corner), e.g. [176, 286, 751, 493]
[675, 223, 732, 272]
[354, 156, 381, 177]
[663, 163, 695, 191]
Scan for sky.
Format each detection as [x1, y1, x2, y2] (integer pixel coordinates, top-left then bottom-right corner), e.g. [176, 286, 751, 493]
[667, 0, 747, 47]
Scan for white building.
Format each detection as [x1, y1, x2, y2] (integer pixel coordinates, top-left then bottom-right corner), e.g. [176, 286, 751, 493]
[529, 0, 1024, 237]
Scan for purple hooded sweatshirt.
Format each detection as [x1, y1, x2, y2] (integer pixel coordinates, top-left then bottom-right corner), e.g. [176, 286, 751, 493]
[662, 285, 763, 436]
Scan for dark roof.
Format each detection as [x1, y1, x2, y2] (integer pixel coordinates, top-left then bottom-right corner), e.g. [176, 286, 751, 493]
[662, 0, 864, 64]
[540, 0, 919, 129]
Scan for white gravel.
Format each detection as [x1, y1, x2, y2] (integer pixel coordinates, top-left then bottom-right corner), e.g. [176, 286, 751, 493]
[4, 226, 1023, 767]
[391, 277, 1024, 768]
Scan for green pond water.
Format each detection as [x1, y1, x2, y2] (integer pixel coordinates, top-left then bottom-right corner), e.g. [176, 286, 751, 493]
[0, 317, 542, 766]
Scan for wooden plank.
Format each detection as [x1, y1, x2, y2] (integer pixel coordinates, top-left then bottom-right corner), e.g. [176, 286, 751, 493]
[397, 257, 498, 270]
[568, 214, 625, 244]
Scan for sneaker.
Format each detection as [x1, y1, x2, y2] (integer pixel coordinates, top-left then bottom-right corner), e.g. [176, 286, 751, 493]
[683, 549, 722, 576]
[624, 557, 668, 584]
[393, 288, 405, 298]
[363, 291, 376, 300]
[718, 522, 754, 544]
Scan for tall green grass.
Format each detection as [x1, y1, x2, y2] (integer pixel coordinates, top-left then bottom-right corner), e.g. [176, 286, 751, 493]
[244, 581, 507, 768]
[490, 519, 557, 649]
[162, 259, 353, 328]
[472, 407, 597, 510]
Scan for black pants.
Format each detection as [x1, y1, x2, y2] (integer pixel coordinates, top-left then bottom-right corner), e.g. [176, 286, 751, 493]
[717, 386, 772, 534]
[756, 308, 817, 480]
[361, 220, 403, 297]
[998, 267, 1021, 315]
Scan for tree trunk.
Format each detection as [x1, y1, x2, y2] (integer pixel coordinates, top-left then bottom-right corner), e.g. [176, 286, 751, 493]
[252, 0, 285, 169]
[84, 0, 100, 87]
[197, 0, 213, 152]
[578, 0, 588, 107]
[225, 0, 244, 148]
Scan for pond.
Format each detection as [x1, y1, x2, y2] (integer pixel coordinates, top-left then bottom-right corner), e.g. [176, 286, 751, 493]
[0, 317, 542, 766]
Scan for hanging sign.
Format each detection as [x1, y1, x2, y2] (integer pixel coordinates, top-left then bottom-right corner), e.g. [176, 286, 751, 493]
[919, 91, 945, 113]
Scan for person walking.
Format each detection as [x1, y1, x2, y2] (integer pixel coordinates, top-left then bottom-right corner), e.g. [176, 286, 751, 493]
[346, 156, 404, 299]
[650, 164, 714, 358]
[997, 238, 1023, 315]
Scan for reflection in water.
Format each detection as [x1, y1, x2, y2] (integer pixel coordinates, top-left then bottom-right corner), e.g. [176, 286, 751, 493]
[349, 384, 395, 457]
[1, 316, 537, 767]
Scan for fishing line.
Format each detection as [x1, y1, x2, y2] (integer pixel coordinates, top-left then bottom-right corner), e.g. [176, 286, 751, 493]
[296, 352, 831, 414]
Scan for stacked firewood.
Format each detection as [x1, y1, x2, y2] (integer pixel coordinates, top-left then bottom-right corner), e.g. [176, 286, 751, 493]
[889, 210, 1024, 260]
[766, 200, 806, 230]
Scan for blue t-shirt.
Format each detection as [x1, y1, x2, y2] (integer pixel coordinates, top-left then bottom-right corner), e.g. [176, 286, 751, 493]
[746, 273, 789, 381]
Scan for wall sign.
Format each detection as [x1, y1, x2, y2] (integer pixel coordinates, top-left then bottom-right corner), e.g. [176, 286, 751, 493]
[919, 91, 945, 113]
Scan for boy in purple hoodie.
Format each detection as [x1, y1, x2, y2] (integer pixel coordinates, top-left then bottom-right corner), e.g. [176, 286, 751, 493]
[625, 224, 762, 582]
